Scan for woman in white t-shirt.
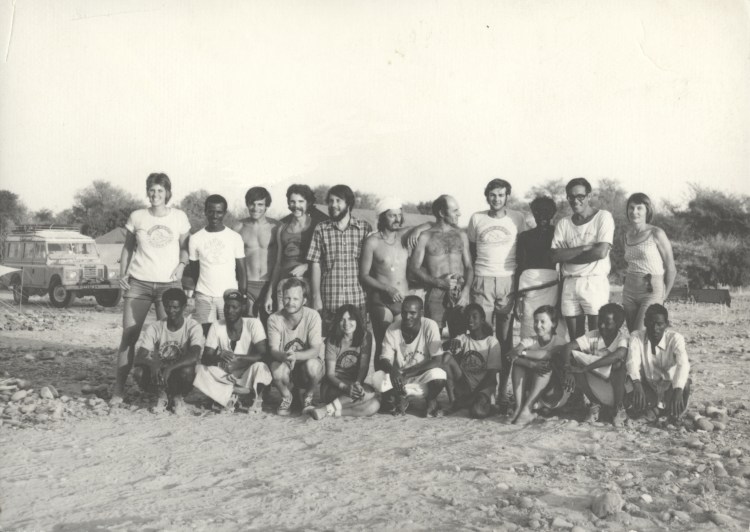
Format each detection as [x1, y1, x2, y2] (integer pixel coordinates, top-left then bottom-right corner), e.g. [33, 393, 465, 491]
[111, 173, 192, 405]
[508, 305, 567, 425]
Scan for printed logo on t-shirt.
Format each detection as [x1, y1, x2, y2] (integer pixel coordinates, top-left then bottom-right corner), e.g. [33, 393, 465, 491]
[337, 350, 360, 370]
[400, 342, 423, 367]
[155, 341, 183, 363]
[459, 350, 486, 374]
[202, 237, 227, 263]
[479, 226, 513, 245]
[284, 338, 306, 352]
[147, 225, 174, 248]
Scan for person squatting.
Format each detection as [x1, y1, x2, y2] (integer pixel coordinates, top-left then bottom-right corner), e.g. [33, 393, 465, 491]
[113, 174, 688, 426]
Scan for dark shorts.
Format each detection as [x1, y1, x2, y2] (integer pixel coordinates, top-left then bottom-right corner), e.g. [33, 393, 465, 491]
[368, 291, 402, 322]
[124, 278, 182, 303]
[425, 288, 464, 337]
[133, 364, 196, 398]
[245, 280, 270, 318]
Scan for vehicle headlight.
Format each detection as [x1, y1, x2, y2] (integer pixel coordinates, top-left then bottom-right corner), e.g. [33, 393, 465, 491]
[108, 271, 117, 279]
[65, 270, 79, 281]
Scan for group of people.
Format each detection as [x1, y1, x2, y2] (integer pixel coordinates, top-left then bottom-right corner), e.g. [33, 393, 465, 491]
[107, 173, 691, 426]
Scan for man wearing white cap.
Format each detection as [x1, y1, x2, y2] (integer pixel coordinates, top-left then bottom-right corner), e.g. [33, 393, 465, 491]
[359, 197, 410, 363]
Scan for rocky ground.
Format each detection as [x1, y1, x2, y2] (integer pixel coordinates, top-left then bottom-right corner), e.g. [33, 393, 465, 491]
[1, 292, 749, 531]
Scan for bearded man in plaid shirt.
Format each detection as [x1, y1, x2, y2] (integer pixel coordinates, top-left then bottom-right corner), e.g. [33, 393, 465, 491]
[307, 184, 373, 336]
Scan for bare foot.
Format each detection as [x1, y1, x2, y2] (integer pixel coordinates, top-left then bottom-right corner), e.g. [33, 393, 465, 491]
[512, 409, 536, 425]
[172, 396, 188, 416]
[247, 399, 263, 414]
[151, 392, 168, 414]
[425, 399, 443, 418]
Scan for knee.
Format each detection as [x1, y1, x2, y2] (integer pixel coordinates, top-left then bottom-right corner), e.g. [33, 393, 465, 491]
[303, 359, 323, 381]
[363, 399, 380, 417]
[427, 379, 446, 395]
[271, 363, 289, 384]
[470, 395, 491, 419]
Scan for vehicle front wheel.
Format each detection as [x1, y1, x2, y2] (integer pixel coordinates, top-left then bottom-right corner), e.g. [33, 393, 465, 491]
[94, 289, 122, 307]
[48, 278, 73, 308]
[11, 276, 29, 304]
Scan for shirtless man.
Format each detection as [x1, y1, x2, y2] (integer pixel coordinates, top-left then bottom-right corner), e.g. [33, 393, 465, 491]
[264, 184, 327, 315]
[359, 197, 413, 366]
[408, 195, 474, 338]
[233, 187, 279, 323]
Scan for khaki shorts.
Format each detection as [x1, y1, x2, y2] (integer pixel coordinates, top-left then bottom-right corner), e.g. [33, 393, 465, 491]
[561, 275, 609, 317]
[471, 275, 515, 319]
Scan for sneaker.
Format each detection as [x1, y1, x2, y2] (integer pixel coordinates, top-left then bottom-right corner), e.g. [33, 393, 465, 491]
[308, 406, 328, 421]
[612, 406, 627, 427]
[224, 394, 238, 413]
[584, 403, 600, 423]
[277, 396, 293, 416]
[152, 392, 168, 414]
[302, 394, 315, 413]
[172, 396, 188, 416]
[247, 398, 263, 414]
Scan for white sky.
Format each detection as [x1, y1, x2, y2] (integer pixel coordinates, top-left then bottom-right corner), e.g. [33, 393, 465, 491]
[1, 0, 748, 220]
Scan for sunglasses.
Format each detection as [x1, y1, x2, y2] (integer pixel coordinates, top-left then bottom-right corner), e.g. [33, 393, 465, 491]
[566, 194, 589, 202]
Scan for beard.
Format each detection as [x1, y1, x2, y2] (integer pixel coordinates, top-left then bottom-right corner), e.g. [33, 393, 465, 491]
[330, 206, 350, 222]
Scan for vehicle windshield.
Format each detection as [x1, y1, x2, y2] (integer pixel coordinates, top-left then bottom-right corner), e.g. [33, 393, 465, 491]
[47, 242, 98, 256]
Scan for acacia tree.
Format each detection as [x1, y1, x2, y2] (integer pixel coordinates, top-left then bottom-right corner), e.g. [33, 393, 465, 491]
[67, 181, 143, 238]
[0, 190, 28, 238]
[179, 189, 238, 232]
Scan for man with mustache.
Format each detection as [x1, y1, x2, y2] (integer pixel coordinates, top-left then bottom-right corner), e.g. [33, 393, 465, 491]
[408, 195, 474, 338]
[307, 184, 372, 334]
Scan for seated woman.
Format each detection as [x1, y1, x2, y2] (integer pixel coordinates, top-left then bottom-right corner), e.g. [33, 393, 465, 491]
[556, 303, 630, 426]
[627, 304, 691, 420]
[308, 305, 380, 420]
[441, 304, 501, 419]
[508, 305, 567, 424]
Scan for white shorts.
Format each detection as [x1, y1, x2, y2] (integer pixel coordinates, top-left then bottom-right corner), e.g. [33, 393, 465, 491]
[193, 292, 224, 324]
[561, 275, 609, 317]
[371, 368, 447, 398]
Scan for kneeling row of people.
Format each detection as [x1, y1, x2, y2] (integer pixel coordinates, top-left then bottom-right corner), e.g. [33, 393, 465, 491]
[132, 278, 690, 424]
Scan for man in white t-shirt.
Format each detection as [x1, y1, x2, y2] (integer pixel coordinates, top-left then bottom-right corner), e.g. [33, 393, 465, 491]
[267, 277, 324, 416]
[551, 178, 615, 340]
[193, 289, 272, 413]
[372, 296, 448, 417]
[467, 178, 527, 411]
[189, 194, 247, 333]
[133, 288, 204, 415]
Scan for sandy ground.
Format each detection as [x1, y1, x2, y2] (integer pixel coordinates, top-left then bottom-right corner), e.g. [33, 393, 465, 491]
[1, 291, 749, 531]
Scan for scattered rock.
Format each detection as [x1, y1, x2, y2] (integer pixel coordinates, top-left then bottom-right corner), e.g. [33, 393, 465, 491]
[694, 418, 714, 432]
[709, 511, 739, 528]
[640, 493, 653, 504]
[551, 517, 573, 529]
[590, 491, 623, 518]
[40, 387, 55, 400]
[10, 389, 28, 402]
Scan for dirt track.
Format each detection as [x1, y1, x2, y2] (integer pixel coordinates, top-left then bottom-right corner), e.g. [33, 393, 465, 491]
[1, 291, 749, 531]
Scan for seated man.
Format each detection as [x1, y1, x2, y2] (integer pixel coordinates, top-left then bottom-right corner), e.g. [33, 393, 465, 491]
[441, 304, 501, 419]
[267, 277, 324, 415]
[372, 296, 448, 417]
[555, 303, 629, 426]
[193, 289, 272, 413]
[627, 303, 691, 420]
[133, 288, 204, 415]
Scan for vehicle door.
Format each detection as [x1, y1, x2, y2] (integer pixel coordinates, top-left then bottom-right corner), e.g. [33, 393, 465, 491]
[29, 243, 47, 286]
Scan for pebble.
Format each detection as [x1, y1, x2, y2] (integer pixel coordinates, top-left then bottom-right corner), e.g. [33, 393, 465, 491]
[10, 390, 28, 402]
[40, 387, 55, 400]
[551, 517, 573, 529]
[660, 511, 671, 522]
[23, 353, 35, 361]
[709, 511, 737, 528]
[728, 448, 742, 458]
[686, 439, 704, 449]
[570, 527, 587, 532]
[590, 491, 623, 518]
[518, 496, 534, 509]
[713, 462, 729, 478]
[694, 418, 714, 432]
[672, 510, 691, 522]
[527, 519, 541, 529]
[640, 493, 653, 503]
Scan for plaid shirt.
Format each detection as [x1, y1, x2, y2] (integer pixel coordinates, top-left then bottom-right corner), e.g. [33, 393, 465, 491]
[306, 216, 372, 310]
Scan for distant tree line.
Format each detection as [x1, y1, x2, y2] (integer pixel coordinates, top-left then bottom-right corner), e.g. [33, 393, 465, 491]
[2, 179, 748, 289]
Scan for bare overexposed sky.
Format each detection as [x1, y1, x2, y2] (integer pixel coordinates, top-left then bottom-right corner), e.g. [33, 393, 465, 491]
[1, 0, 748, 219]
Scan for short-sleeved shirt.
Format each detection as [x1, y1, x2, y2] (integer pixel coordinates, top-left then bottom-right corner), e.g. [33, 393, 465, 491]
[517, 334, 567, 361]
[188, 227, 246, 297]
[572, 327, 629, 379]
[306, 217, 372, 310]
[205, 317, 267, 355]
[324, 333, 371, 383]
[627, 329, 690, 389]
[380, 317, 442, 370]
[125, 208, 191, 283]
[135, 317, 204, 363]
[453, 334, 502, 390]
[468, 210, 527, 277]
[551, 210, 615, 277]
[266, 307, 323, 359]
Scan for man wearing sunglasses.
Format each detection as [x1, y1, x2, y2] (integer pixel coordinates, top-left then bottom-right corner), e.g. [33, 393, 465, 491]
[551, 178, 615, 340]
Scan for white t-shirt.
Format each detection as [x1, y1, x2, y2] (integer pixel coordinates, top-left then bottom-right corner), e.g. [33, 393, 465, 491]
[517, 335, 566, 361]
[188, 227, 245, 297]
[135, 317, 205, 363]
[551, 210, 615, 278]
[205, 317, 267, 355]
[571, 327, 629, 379]
[454, 334, 502, 390]
[467, 210, 527, 277]
[125, 208, 191, 283]
[266, 307, 323, 359]
[380, 317, 442, 370]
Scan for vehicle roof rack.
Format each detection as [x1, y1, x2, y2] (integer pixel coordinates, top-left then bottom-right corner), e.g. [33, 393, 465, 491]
[10, 224, 82, 233]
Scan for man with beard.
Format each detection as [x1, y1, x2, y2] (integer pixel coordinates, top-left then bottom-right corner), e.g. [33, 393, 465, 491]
[551, 178, 614, 339]
[193, 289, 272, 413]
[408, 195, 473, 338]
[467, 179, 527, 411]
[264, 184, 327, 315]
[372, 296, 447, 417]
[307, 184, 372, 334]
[233, 187, 279, 324]
[267, 277, 324, 415]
